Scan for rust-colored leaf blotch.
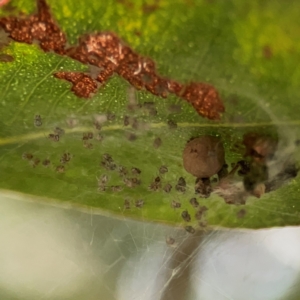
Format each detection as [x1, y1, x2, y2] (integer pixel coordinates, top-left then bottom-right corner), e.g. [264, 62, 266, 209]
[54, 72, 98, 98]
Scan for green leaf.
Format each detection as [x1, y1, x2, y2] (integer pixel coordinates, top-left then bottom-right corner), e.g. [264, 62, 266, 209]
[0, 0, 300, 229]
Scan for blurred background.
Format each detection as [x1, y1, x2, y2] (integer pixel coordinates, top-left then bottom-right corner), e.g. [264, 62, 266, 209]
[1, 192, 300, 300]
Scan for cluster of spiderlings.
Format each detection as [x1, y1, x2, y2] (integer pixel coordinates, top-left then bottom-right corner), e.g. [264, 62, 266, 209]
[0, 0, 225, 119]
[100, 153, 116, 170]
[148, 164, 171, 192]
[22, 152, 40, 168]
[48, 126, 64, 142]
[97, 153, 143, 191]
[21, 149, 69, 173]
[124, 198, 144, 209]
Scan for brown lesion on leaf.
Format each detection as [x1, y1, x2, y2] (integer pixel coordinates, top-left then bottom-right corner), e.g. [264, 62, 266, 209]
[0, 0, 66, 54]
[0, 0, 225, 120]
[53, 71, 98, 98]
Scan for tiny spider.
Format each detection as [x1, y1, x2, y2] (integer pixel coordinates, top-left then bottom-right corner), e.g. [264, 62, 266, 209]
[171, 200, 181, 209]
[34, 115, 42, 127]
[83, 132, 93, 140]
[98, 186, 106, 192]
[60, 152, 72, 164]
[94, 121, 102, 130]
[189, 197, 199, 208]
[108, 162, 117, 170]
[107, 112, 116, 121]
[159, 165, 168, 174]
[175, 177, 186, 193]
[177, 177, 186, 186]
[131, 167, 141, 175]
[83, 141, 93, 149]
[103, 153, 113, 162]
[48, 133, 59, 142]
[149, 176, 161, 191]
[123, 115, 130, 126]
[30, 158, 40, 168]
[123, 177, 141, 188]
[135, 199, 144, 208]
[163, 183, 172, 193]
[56, 165, 65, 173]
[97, 174, 108, 185]
[42, 159, 51, 167]
[126, 133, 137, 141]
[195, 177, 211, 198]
[154, 176, 161, 183]
[181, 210, 191, 222]
[118, 166, 128, 177]
[87, 132, 93, 139]
[185, 226, 195, 234]
[96, 133, 104, 141]
[22, 152, 33, 160]
[124, 199, 131, 209]
[199, 220, 208, 228]
[54, 127, 65, 136]
[111, 185, 123, 192]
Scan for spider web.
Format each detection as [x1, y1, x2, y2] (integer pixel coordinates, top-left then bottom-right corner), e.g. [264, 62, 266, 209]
[1, 192, 300, 300]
